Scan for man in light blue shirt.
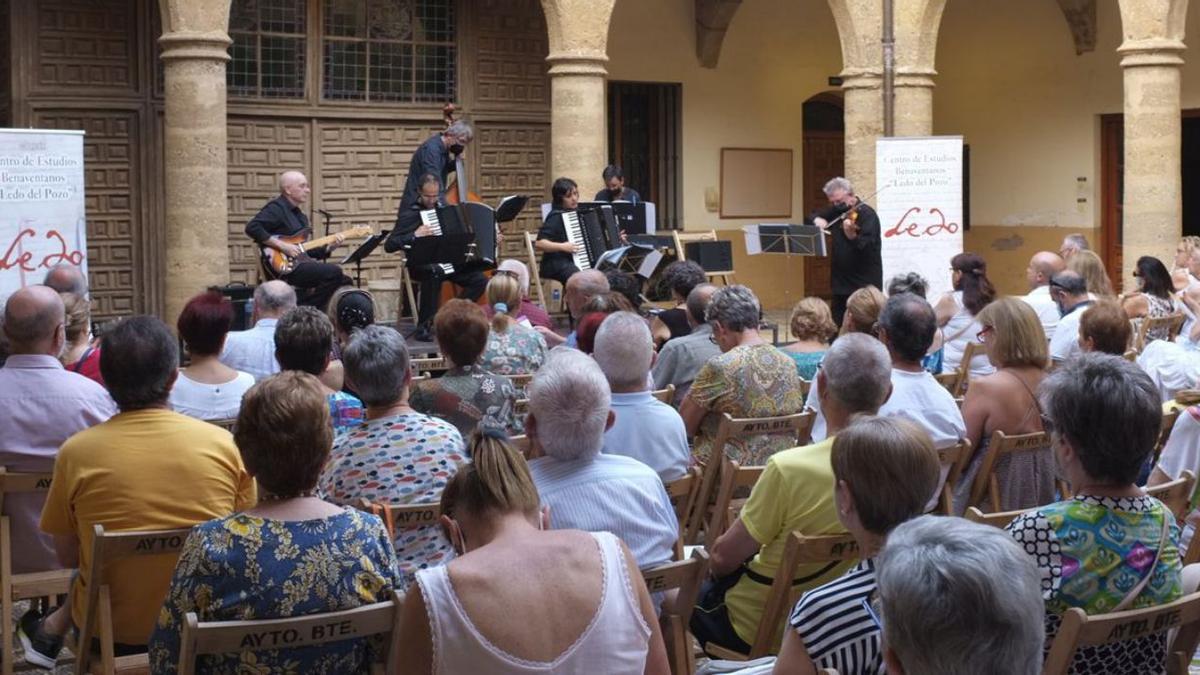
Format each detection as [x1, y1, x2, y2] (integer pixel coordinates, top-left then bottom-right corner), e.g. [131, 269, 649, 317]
[219, 280, 295, 381]
[526, 348, 677, 570]
[594, 312, 691, 481]
[651, 284, 720, 405]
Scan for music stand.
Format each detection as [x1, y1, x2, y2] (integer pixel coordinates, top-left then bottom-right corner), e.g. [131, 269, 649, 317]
[743, 224, 827, 256]
[340, 231, 388, 288]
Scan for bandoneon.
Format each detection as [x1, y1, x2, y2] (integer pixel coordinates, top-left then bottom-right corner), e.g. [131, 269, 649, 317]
[556, 205, 620, 270]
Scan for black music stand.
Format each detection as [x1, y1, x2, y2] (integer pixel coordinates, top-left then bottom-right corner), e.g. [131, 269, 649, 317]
[341, 231, 388, 288]
[744, 224, 827, 256]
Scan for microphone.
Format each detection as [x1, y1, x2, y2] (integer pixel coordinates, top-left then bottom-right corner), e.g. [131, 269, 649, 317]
[317, 209, 332, 220]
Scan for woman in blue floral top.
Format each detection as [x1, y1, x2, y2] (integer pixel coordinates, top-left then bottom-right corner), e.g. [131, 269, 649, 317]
[480, 273, 547, 377]
[411, 300, 521, 437]
[319, 325, 467, 589]
[149, 371, 401, 674]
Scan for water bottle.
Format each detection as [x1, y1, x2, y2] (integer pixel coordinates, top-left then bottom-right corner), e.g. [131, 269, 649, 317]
[244, 298, 254, 328]
[551, 286, 562, 309]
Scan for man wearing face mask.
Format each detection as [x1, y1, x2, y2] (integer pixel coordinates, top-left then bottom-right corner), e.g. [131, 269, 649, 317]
[593, 164, 641, 204]
[811, 176, 882, 325]
[396, 120, 473, 214]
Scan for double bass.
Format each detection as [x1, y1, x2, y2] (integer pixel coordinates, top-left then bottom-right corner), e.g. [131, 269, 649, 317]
[442, 103, 481, 206]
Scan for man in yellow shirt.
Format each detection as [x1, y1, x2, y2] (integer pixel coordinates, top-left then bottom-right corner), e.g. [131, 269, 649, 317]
[37, 316, 256, 658]
[693, 333, 894, 653]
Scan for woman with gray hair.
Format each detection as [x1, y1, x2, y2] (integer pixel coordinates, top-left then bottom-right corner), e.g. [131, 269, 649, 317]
[680, 285, 804, 465]
[317, 324, 467, 589]
[1006, 353, 1183, 674]
[877, 515, 1045, 675]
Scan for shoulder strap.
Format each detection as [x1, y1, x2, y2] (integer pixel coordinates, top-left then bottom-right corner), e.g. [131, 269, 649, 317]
[1113, 509, 1172, 613]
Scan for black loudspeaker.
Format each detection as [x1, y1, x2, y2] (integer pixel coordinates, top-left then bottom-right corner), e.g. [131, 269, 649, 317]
[685, 240, 734, 273]
[209, 283, 255, 331]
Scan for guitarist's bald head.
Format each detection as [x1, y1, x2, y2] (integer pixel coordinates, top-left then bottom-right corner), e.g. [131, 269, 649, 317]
[279, 171, 306, 191]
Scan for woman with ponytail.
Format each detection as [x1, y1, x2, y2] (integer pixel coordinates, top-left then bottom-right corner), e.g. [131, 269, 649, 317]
[397, 430, 669, 675]
[934, 252, 997, 378]
[479, 272, 548, 376]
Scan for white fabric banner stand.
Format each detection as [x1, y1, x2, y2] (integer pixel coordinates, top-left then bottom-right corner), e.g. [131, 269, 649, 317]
[875, 136, 963, 300]
[0, 128, 87, 298]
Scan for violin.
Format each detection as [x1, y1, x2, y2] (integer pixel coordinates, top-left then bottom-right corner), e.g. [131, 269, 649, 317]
[441, 103, 481, 205]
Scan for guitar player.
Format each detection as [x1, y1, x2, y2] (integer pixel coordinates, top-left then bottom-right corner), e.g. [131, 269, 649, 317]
[245, 170, 353, 310]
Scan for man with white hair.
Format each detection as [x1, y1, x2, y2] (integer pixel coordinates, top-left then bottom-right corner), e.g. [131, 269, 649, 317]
[594, 312, 690, 481]
[245, 170, 352, 310]
[526, 348, 677, 570]
[219, 280, 296, 381]
[490, 259, 552, 329]
[536, 269, 609, 348]
[811, 176, 882, 325]
[1059, 233, 1089, 260]
[397, 120, 473, 213]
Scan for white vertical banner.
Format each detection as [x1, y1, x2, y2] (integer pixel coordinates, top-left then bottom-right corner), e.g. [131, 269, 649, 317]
[875, 136, 963, 300]
[0, 128, 88, 297]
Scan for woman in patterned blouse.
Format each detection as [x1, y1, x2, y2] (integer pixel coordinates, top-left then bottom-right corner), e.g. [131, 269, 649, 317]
[149, 371, 401, 674]
[319, 325, 467, 589]
[479, 272, 547, 376]
[1006, 354, 1183, 675]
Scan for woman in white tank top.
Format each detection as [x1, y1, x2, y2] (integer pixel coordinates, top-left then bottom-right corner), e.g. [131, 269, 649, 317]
[935, 253, 997, 379]
[397, 431, 669, 675]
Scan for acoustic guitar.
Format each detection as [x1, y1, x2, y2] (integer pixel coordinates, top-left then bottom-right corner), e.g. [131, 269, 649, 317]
[261, 225, 373, 276]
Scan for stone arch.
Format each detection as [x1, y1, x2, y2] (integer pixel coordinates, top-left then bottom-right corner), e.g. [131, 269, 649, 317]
[158, 0, 231, 35]
[540, 0, 615, 58]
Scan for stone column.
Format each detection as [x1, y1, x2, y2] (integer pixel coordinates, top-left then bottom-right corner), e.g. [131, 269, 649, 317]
[841, 70, 884, 195]
[893, 69, 936, 137]
[541, 0, 616, 198]
[159, 2, 232, 324]
[1118, 37, 1186, 279]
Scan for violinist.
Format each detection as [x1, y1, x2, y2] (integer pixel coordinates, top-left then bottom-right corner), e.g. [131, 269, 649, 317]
[396, 120, 473, 214]
[811, 177, 883, 325]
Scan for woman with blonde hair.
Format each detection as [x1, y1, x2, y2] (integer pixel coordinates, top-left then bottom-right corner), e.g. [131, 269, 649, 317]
[779, 297, 836, 380]
[480, 272, 547, 375]
[58, 291, 103, 385]
[1171, 235, 1200, 291]
[841, 285, 885, 336]
[397, 431, 669, 674]
[954, 297, 1053, 513]
[1067, 249, 1115, 299]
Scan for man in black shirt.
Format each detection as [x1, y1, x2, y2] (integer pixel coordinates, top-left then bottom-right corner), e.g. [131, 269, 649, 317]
[811, 176, 883, 325]
[245, 171, 352, 310]
[397, 121, 473, 214]
[385, 174, 486, 341]
[592, 164, 641, 203]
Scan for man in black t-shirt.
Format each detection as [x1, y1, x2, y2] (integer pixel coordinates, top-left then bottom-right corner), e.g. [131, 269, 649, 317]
[592, 164, 642, 204]
[396, 121, 473, 214]
[811, 176, 882, 325]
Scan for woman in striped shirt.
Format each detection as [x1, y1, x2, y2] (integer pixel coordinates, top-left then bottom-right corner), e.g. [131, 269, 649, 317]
[772, 417, 941, 675]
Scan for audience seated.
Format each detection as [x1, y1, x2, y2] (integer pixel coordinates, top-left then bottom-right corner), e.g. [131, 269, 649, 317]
[877, 515, 1045, 675]
[479, 272, 547, 376]
[574, 292, 637, 354]
[487, 259, 552, 329]
[954, 297, 1053, 513]
[934, 252, 997, 378]
[1006, 353, 1183, 674]
[1171, 235, 1200, 292]
[1150, 406, 1200, 552]
[840, 285, 885, 336]
[149, 371, 401, 673]
[773, 416, 940, 675]
[1078, 299, 1132, 356]
[680, 285, 804, 464]
[319, 325, 465, 587]
[42, 262, 88, 297]
[594, 312, 691, 481]
[1060, 233, 1089, 261]
[1019, 250, 1067, 341]
[39, 315, 256, 655]
[58, 291, 103, 384]
[2, 286, 115, 667]
[650, 260, 708, 348]
[327, 285, 376, 350]
[411, 299, 520, 436]
[1067, 249, 1115, 299]
[778, 297, 836, 380]
[1123, 256, 1179, 344]
[526, 348, 677, 570]
[651, 283, 721, 405]
[274, 306, 365, 433]
[398, 431, 669, 674]
[220, 279, 296, 381]
[605, 269, 644, 312]
[169, 290, 255, 420]
[887, 272, 945, 375]
[696, 334, 892, 653]
[536, 269, 609, 348]
[1048, 270, 1092, 364]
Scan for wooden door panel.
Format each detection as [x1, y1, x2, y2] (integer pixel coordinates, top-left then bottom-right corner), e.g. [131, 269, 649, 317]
[803, 132, 843, 300]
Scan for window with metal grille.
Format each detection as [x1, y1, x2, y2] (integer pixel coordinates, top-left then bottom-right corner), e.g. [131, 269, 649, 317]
[227, 0, 307, 99]
[322, 0, 456, 103]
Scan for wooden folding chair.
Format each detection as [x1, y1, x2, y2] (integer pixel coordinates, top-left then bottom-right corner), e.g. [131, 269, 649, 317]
[177, 590, 405, 675]
[357, 499, 442, 543]
[398, 259, 419, 324]
[524, 231, 561, 312]
[1184, 529, 1200, 566]
[651, 384, 676, 405]
[642, 548, 710, 675]
[966, 430, 1068, 513]
[685, 411, 815, 545]
[934, 369, 960, 395]
[799, 378, 812, 400]
[1155, 408, 1183, 466]
[1144, 470, 1196, 520]
[76, 524, 193, 675]
[964, 506, 1031, 529]
[663, 468, 702, 560]
[1041, 592, 1200, 675]
[206, 418, 237, 433]
[1124, 349, 1139, 362]
[410, 356, 448, 376]
[503, 373, 535, 389]
[1134, 313, 1186, 353]
[705, 531, 859, 661]
[705, 458, 766, 549]
[1, 469, 72, 675]
[672, 230, 734, 286]
[508, 434, 532, 458]
[514, 398, 529, 417]
[953, 342, 987, 396]
[937, 438, 973, 516]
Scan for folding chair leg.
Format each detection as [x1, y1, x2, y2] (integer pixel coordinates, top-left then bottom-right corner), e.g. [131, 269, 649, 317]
[99, 585, 116, 675]
[1, 518, 13, 675]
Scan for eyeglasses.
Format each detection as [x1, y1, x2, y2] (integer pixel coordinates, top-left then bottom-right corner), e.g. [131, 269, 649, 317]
[976, 325, 994, 343]
[1040, 414, 1057, 437]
